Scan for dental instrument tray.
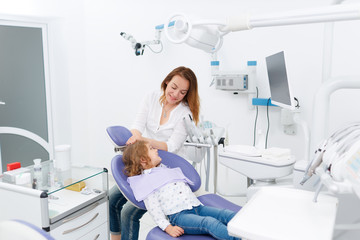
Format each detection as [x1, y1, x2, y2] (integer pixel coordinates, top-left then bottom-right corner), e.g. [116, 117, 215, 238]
[223, 145, 262, 157]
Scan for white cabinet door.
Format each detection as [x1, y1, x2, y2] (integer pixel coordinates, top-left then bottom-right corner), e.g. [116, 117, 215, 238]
[50, 201, 108, 240]
[78, 222, 109, 240]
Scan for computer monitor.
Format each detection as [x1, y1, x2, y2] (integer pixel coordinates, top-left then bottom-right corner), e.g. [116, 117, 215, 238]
[265, 51, 295, 110]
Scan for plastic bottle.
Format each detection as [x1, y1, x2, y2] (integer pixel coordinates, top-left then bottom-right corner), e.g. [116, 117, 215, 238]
[48, 162, 55, 189]
[33, 159, 43, 190]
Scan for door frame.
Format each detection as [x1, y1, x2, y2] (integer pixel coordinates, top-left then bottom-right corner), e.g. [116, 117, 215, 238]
[0, 17, 54, 172]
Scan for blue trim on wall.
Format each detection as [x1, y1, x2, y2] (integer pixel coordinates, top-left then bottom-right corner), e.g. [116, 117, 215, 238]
[252, 98, 277, 107]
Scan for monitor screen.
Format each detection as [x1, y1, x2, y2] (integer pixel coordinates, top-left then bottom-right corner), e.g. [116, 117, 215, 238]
[266, 51, 295, 110]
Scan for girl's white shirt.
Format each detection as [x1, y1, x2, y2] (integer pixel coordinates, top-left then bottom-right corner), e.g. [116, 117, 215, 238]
[143, 165, 201, 231]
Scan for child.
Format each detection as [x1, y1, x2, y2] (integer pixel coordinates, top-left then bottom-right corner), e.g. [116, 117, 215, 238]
[122, 140, 240, 240]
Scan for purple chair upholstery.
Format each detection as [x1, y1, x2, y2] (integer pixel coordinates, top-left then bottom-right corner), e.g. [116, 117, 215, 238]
[0, 219, 55, 240]
[146, 228, 216, 240]
[198, 194, 241, 212]
[107, 126, 242, 240]
[106, 126, 132, 150]
[111, 151, 201, 210]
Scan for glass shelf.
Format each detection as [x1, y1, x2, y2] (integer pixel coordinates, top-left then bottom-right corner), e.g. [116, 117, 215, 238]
[0, 160, 108, 195]
[0, 160, 109, 232]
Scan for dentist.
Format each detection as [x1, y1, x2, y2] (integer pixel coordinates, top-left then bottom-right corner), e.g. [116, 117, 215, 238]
[109, 66, 200, 240]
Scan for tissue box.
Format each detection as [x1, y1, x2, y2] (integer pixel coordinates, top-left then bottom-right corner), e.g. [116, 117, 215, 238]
[3, 168, 31, 185]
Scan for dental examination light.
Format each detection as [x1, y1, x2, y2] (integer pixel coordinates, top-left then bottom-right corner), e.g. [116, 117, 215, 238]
[120, 4, 360, 55]
[120, 31, 163, 56]
[162, 4, 360, 53]
[163, 14, 227, 53]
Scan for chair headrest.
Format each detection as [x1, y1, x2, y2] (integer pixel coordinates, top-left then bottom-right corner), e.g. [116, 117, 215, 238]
[106, 126, 132, 148]
[111, 150, 202, 210]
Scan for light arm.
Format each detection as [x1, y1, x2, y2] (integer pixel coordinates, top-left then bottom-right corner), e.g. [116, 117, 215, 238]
[122, 4, 360, 54]
[162, 4, 360, 53]
[221, 4, 360, 32]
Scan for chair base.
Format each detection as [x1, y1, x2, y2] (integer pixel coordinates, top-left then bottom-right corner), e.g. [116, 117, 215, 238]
[146, 227, 215, 240]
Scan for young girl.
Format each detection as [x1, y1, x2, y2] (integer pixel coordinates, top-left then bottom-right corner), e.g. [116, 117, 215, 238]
[122, 140, 240, 240]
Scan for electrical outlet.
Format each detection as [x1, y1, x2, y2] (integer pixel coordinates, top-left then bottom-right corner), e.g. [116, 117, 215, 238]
[284, 125, 297, 135]
[281, 108, 295, 125]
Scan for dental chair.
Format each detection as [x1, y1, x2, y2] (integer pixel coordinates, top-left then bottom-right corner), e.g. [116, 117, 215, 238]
[0, 219, 55, 240]
[107, 126, 241, 240]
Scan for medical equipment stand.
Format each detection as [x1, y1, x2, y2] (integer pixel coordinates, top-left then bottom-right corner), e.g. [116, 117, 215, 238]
[184, 142, 213, 192]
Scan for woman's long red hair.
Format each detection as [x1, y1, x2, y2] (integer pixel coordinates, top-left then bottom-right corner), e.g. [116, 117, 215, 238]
[159, 66, 200, 124]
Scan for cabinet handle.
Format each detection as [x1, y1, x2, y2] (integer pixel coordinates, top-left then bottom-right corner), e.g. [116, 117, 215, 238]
[62, 202, 99, 223]
[62, 213, 99, 235]
[93, 233, 100, 240]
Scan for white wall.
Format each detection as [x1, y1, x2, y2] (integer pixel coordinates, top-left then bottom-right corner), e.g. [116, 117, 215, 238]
[1, 0, 360, 192]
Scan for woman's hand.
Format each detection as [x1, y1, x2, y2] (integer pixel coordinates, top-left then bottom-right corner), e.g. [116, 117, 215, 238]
[165, 225, 184, 237]
[126, 130, 143, 145]
[126, 135, 142, 145]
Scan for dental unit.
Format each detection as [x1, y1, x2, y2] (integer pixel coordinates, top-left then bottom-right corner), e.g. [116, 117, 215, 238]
[118, 2, 360, 239]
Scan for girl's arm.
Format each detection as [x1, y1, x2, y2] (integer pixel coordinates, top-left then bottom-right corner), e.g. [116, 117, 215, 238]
[144, 193, 170, 230]
[144, 193, 184, 237]
[165, 225, 184, 237]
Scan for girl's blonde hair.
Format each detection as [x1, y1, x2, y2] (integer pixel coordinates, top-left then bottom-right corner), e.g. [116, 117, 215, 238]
[159, 66, 200, 125]
[122, 140, 150, 177]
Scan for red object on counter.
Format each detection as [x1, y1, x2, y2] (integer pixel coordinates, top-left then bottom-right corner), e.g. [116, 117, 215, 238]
[7, 162, 21, 171]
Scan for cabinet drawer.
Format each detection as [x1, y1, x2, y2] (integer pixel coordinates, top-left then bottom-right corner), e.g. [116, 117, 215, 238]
[78, 222, 108, 240]
[50, 200, 108, 240]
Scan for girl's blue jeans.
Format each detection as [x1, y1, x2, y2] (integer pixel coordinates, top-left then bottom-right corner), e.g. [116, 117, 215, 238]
[168, 205, 241, 240]
[109, 186, 146, 240]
